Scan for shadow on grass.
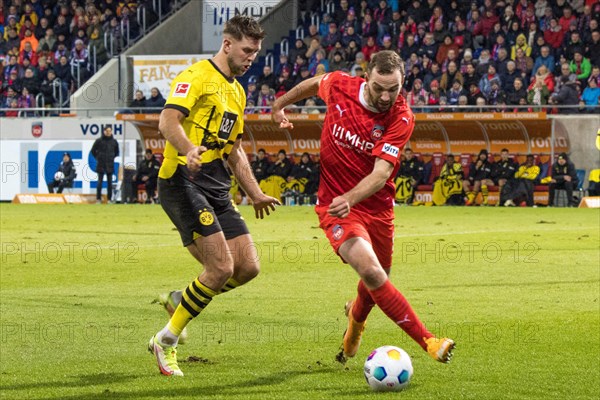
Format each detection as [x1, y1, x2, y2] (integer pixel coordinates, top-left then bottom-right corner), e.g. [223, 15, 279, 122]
[0, 372, 140, 391]
[19, 367, 365, 399]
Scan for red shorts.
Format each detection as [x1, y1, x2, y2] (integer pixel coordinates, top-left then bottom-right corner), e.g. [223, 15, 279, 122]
[315, 205, 395, 269]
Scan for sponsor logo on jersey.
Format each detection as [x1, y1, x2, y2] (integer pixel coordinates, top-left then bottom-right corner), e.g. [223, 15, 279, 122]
[173, 83, 191, 98]
[331, 123, 375, 153]
[335, 104, 347, 117]
[332, 224, 344, 241]
[371, 124, 384, 141]
[382, 143, 400, 157]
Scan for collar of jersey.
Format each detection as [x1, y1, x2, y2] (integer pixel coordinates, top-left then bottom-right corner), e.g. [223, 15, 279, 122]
[208, 59, 235, 83]
[358, 82, 379, 113]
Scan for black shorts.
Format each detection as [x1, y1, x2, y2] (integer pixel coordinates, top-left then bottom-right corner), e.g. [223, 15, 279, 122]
[158, 166, 249, 246]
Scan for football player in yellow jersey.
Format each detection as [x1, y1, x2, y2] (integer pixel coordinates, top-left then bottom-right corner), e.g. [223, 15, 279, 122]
[148, 15, 280, 377]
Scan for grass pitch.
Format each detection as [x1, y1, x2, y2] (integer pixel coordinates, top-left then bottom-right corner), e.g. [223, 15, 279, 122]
[1, 204, 598, 400]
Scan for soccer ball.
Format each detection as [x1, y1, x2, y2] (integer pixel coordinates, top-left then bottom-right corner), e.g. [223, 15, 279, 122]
[364, 346, 413, 391]
[54, 171, 65, 181]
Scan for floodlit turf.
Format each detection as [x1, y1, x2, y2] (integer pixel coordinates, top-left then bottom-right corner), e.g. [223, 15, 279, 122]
[1, 203, 598, 400]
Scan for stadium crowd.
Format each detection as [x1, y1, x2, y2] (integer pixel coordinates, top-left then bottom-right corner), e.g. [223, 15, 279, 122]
[0, 0, 174, 113]
[246, 0, 600, 113]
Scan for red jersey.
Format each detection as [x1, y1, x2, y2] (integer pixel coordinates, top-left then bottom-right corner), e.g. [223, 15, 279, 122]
[317, 71, 414, 213]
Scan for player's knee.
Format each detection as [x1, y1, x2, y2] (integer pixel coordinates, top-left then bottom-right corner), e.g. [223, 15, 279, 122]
[237, 259, 260, 283]
[360, 266, 388, 289]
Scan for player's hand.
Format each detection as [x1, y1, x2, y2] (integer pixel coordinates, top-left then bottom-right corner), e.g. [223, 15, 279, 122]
[186, 146, 207, 173]
[564, 175, 571, 182]
[328, 196, 351, 218]
[271, 109, 294, 130]
[252, 194, 281, 219]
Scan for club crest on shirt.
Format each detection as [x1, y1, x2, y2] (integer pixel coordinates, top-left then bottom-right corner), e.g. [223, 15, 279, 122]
[332, 224, 344, 241]
[173, 82, 191, 98]
[199, 210, 214, 226]
[371, 124, 385, 141]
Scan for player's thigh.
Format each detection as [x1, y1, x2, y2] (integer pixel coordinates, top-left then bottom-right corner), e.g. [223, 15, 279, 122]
[365, 209, 394, 269]
[158, 176, 224, 248]
[315, 205, 370, 258]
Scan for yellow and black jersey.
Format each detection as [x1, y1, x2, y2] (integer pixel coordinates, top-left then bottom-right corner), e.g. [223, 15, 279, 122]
[515, 164, 540, 181]
[159, 59, 246, 193]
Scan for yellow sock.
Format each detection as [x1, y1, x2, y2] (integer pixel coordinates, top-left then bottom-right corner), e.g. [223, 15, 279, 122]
[219, 278, 241, 294]
[467, 192, 476, 203]
[481, 185, 489, 204]
[167, 278, 217, 336]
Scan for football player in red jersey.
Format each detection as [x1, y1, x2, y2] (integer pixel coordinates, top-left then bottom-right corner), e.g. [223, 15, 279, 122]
[272, 50, 455, 364]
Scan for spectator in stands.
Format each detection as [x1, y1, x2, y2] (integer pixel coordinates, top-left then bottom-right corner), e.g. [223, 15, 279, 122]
[361, 13, 378, 41]
[344, 39, 360, 65]
[563, 31, 585, 62]
[446, 79, 467, 109]
[476, 49, 493, 76]
[257, 65, 276, 91]
[54, 55, 73, 94]
[361, 36, 379, 62]
[529, 64, 555, 92]
[88, 27, 108, 68]
[19, 67, 40, 96]
[146, 87, 165, 112]
[545, 152, 579, 207]
[494, 46, 510, 76]
[308, 49, 329, 75]
[580, 77, 600, 112]
[549, 75, 580, 112]
[501, 60, 521, 92]
[133, 149, 161, 204]
[342, 25, 361, 48]
[274, 67, 295, 97]
[464, 149, 494, 206]
[479, 63, 501, 98]
[433, 154, 464, 206]
[514, 47, 534, 78]
[47, 152, 76, 194]
[267, 149, 293, 180]
[256, 83, 275, 113]
[37, 28, 56, 53]
[328, 51, 346, 72]
[17, 86, 34, 114]
[395, 148, 424, 204]
[587, 30, 600, 69]
[39, 69, 61, 107]
[492, 149, 518, 205]
[295, 65, 312, 86]
[274, 53, 292, 77]
[544, 18, 563, 50]
[129, 90, 147, 113]
[527, 76, 551, 110]
[322, 22, 341, 52]
[532, 45, 555, 77]
[251, 148, 272, 183]
[503, 154, 540, 207]
[286, 152, 317, 195]
[303, 24, 321, 48]
[439, 61, 463, 92]
[70, 39, 90, 85]
[105, 16, 123, 53]
[506, 77, 528, 107]
[569, 50, 592, 86]
[292, 55, 307, 78]
[91, 126, 119, 203]
[350, 52, 367, 76]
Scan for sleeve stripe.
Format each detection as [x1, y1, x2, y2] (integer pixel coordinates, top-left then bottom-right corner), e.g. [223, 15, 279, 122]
[164, 104, 190, 117]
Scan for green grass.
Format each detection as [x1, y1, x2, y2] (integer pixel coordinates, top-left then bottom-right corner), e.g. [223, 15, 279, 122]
[1, 204, 599, 400]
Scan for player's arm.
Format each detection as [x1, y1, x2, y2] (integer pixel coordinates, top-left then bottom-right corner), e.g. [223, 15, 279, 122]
[158, 108, 206, 172]
[227, 140, 281, 219]
[328, 158, 395, 218]
[271, 75, 325, 129]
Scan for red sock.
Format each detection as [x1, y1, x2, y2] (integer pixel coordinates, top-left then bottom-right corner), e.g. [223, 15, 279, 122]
[368, 279, 434, 350]
[352, 280, 376, 323]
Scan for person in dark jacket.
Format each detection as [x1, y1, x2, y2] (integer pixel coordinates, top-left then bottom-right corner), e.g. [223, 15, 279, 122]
[492, 148, 518, 204]
[395, 148, 424, 204]
[47, 152, 76, 193]
[267, 149, 293, 179]
[129, 90, 147, 113]
[464, 149, 494, 206]
[288, 152, 318, 194]
[549, 76, 580, 113]
[251, 148, 272, 182]
[133, 149, 161, 203]
[547, 152, 579, 207]
[91, 126, 119, 203]
[146, 87, 166, 113]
